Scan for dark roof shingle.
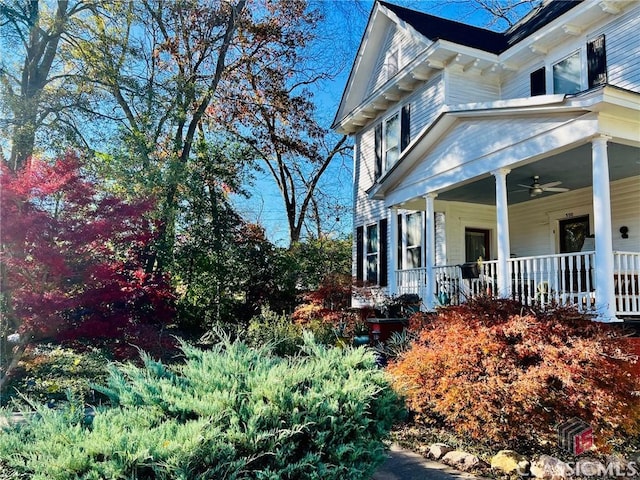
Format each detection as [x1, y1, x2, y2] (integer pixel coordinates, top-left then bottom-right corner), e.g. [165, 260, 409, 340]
[380, 0, 582, 54]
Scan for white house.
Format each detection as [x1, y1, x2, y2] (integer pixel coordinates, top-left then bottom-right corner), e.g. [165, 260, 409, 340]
[332, 0, 640, 321]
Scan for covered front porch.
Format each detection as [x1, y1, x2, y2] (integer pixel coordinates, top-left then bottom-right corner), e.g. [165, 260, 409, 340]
[372, 88, 640, 322]
[397, 251, 640, 318]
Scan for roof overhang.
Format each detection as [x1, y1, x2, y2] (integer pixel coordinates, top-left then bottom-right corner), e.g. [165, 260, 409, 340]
[367, 85, 640, 201]
[333, 0, 638, 136]
[333, 39, 501, 134]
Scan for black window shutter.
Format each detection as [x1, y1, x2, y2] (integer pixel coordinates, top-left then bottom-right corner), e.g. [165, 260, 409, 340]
[587, 34, 607, 88]
[397, 213, 403, 270]
[379, 218, 388, 287]
[374, 123, 382, 180]
[530, 67, 546, 96]
[401, 103, 411, 151]
[356, 226, 364, 282]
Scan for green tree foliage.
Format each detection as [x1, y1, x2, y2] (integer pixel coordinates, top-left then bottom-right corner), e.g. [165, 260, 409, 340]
[0, 0, 94, 170]
[289, 237, 352, 291]
[0, 337, 404, 479]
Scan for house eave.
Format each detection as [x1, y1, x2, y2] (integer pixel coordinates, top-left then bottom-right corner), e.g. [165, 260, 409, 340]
[367, 85, 640, 200]
[333, 40, 500, 134]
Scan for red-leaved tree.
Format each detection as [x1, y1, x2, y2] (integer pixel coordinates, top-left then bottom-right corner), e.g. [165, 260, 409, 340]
[0, 152, 175, 390]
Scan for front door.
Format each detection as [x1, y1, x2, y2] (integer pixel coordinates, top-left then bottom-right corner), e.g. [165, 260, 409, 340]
[559, 216, 591, 291]
[465, 228, 490, 263]
[559, 216, 590, 254]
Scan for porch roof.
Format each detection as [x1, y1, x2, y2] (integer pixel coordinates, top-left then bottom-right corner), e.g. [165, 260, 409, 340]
[368, 86, 640, 209]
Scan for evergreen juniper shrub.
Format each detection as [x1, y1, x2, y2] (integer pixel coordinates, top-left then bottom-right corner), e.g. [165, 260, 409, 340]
[0, 335, 404, 479]
[387, 297, 640, 454]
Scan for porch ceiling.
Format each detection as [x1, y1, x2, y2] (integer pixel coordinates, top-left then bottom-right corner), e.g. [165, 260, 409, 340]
[434, 142, 640, 205]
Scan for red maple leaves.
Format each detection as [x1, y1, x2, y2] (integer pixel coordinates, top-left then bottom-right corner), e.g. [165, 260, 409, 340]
[1, 152, 174, 352]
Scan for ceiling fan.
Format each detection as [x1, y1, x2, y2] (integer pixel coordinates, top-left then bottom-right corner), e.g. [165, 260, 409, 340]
[517, 176, 569, 197]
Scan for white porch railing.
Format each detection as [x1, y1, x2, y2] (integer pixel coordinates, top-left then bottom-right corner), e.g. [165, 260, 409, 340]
[614, 251, 640, 315]
[396, 251, 640, 317]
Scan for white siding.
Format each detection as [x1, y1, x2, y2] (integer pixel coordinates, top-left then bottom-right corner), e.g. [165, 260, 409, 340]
[406, 74, 445, 139]
[446, 70, 500, 105]
[509, 176, 640, 256]
[500, 5, 640, 101]
[352, 126, 388, 285]
[501, 64, 538, 100]
[434, 201, 497, 265]
[353, 126, 386, 227]
[602, 5, 640, 91]
[366, 24, 428, 97]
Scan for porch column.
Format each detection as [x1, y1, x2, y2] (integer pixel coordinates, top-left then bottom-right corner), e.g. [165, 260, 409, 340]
[592, 135, 617, 321]
[389, 207, 398, 296]
[492, 168, 512, 298]
[424, 193, 437, 311]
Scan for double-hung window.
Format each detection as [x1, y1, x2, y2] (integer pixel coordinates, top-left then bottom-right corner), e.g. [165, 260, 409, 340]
[385, 49, 399, 80]
[396, 212, 422, 270]
[529, 34, 607, 96]
[374, 104, 411, 179]
[384, 113, 400, 170]
[366, 224, 379, 284]
[356, 220, 388, 286]
[405, 212, 422, 269]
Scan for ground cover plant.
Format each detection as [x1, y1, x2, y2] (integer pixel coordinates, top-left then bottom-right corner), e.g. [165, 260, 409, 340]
[0, 336, 404, 479]
[0, 345, 110, 407]
[387, 298, 640, 454]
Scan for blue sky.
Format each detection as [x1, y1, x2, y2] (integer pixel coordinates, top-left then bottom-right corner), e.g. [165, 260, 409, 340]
[235, 0, 534, 246]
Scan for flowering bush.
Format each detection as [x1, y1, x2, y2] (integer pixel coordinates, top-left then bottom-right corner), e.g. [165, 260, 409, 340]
[387, 297, 640, 452]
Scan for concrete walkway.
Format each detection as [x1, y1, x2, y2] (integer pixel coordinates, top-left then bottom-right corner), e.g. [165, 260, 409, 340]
[373, 444, 483, 480]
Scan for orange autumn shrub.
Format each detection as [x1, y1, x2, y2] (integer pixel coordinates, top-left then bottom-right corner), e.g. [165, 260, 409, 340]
[388, 297, 640, 452]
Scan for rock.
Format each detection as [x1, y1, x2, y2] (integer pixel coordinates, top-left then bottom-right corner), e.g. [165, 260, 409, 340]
[491, 450, 530, 475]
[429, 443, 453, 460]
[530, 455, 572, 479]
[442, 450, 483, 471]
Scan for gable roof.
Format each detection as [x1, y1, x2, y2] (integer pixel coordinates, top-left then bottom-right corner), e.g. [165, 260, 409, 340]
[380, 0, 582, 54]
[379, 1, 507, 53]
[332, 0, 586, 131]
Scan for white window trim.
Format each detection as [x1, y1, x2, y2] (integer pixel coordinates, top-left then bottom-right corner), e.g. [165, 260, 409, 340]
[550, 47, 584, 94]
[365, 223, 379, 284]
[400, 211, 424, 270]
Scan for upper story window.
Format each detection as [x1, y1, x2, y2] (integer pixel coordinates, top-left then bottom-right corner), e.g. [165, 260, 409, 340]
[529, 34, 607, 97]
[374, 104, 411, 179]
[384, 113, 400, 168]
[553, 50, 581, 94]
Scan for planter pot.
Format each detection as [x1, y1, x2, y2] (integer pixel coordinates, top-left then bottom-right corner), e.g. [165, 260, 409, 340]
[353, 335, 370, 347]
[367, 318, 409, 344]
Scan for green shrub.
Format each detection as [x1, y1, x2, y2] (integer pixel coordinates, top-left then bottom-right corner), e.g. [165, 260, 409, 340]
[246, 306, 338, 356]
[387, 298, 640, 453]
[0, 335, 404, 479]
[245, 306, 305, 356]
